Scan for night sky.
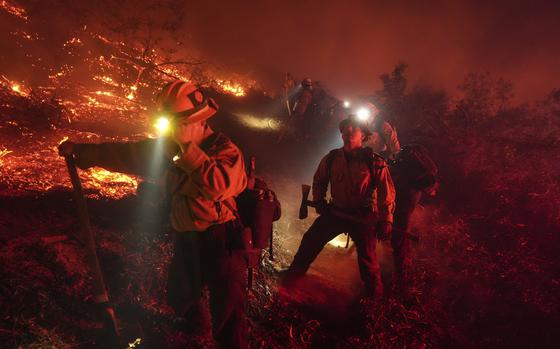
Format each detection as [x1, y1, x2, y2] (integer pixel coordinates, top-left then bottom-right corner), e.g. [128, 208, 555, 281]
[7, 0, 560, 102]
[180, 0, 560, 101]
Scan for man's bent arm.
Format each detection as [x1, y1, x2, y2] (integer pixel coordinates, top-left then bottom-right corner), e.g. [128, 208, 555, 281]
[73, 138, 178, 178]
[175, 141, 247, 201]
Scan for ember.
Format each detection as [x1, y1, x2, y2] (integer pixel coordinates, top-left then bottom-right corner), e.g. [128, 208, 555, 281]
[1, 0, 28, 21]
[82, 167, 138, 199]
[0, 148, 12, 165]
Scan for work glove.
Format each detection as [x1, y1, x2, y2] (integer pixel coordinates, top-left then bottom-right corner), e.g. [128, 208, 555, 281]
[376, 221, 393, 240]
[58, 140, 75, 158]
[315, 199, 328, 215]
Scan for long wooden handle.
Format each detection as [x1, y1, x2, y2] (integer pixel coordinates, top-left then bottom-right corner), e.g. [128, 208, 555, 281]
[64, 156, 120, 337]
[303, 195, 420, 242]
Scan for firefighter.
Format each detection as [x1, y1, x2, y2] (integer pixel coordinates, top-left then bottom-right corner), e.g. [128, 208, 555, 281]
[58, 80, 249, 348]
[291, 77, 316, 140]
[282, 114, 396, 300]
[390, 145, 439, 300]
[363, 102, 401, 159]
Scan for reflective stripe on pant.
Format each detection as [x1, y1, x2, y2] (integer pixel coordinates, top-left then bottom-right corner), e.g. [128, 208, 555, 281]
[167, 221, 248, 349]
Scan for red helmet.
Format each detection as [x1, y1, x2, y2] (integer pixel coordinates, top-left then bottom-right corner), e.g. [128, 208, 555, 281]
[156, 80, 218, 123]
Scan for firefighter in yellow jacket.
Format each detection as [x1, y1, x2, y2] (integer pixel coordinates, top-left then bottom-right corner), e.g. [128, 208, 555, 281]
[283, 114, 396, 300]
[58, 80, 248, 348]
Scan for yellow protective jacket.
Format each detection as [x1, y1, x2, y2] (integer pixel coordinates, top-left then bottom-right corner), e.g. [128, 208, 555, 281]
[73, 132, 247, 232]
[312, 147, 396, 223]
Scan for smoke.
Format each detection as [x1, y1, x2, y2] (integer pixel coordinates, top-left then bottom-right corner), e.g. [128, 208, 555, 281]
[3, 0, 559, 102]
[180, 0, 560, 101]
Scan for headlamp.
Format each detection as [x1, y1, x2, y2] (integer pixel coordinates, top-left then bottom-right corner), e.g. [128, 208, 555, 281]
[356, 108, 370, 121]
[343, 100, 350, 108]
[154, 116, 171, 135]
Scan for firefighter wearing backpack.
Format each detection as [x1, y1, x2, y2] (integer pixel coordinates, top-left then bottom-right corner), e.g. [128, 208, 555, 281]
[282, 114, 396, 301]
[58, 80, 249, 349]
[390, 144, 439, 298]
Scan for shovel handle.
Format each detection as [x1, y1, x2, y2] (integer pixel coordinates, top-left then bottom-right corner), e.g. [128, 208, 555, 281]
[65, 156, 120, 338]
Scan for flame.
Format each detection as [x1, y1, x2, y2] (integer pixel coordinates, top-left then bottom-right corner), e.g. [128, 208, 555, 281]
[216, 80, 246, 97]
[93, 75, 119, 87]
[1, 75, 30, 96]
[0, 148, 12, 165]
[82, 168, 138, 199]
[95, 91, 114, 97]
[1, 0, 28, 21]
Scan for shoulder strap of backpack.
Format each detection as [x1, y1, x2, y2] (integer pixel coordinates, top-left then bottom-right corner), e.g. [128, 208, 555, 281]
[362, 147, 384, 190]
[325, 149, 338, 183]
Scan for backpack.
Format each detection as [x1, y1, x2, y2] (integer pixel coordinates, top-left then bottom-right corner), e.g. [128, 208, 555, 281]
[391, 144, 439, 195]
[235, 177, 281, 268]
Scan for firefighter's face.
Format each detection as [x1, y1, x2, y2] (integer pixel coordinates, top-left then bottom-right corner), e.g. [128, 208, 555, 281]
[341, 124, 365, 148]
[172, 119, 206, 145]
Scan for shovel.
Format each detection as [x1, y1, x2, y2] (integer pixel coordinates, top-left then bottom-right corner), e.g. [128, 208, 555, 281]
[64, 155, 120, 339]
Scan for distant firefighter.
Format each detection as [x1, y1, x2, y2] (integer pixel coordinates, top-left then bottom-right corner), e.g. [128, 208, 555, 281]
[389, 144, 439, 298]
[291, 77, 318, 140]
[282, 114, 396, 300]
[59, 80, 249, 348]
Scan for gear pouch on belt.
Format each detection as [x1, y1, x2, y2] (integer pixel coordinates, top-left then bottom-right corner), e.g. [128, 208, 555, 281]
[226, 219, 249, 250]
[228, 221, 260, 268]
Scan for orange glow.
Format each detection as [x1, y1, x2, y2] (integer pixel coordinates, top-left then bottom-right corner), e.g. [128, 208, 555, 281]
[9, 82, 29, 96]
[95, 91, 114, 97]
[1, 0, 28, 21]
[328, 234, 352, 248]
[0, 148, 12, 165]
[216, 80, 246, 97]
[83, 167, 138, 199]
[93, 75, 119, 86]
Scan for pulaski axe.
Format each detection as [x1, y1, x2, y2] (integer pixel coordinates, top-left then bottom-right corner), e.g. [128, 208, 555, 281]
[64, 155, 120, 339]
[299, 184, 419, 242]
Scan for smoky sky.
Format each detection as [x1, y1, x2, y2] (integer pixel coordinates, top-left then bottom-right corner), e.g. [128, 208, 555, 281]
[180, 0, 560, 101]
[5, 0, 560, 102]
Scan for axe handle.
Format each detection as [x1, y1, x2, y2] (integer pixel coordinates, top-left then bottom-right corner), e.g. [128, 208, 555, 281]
[305, 200, 419, 242]
[65, 156, 120, 337]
